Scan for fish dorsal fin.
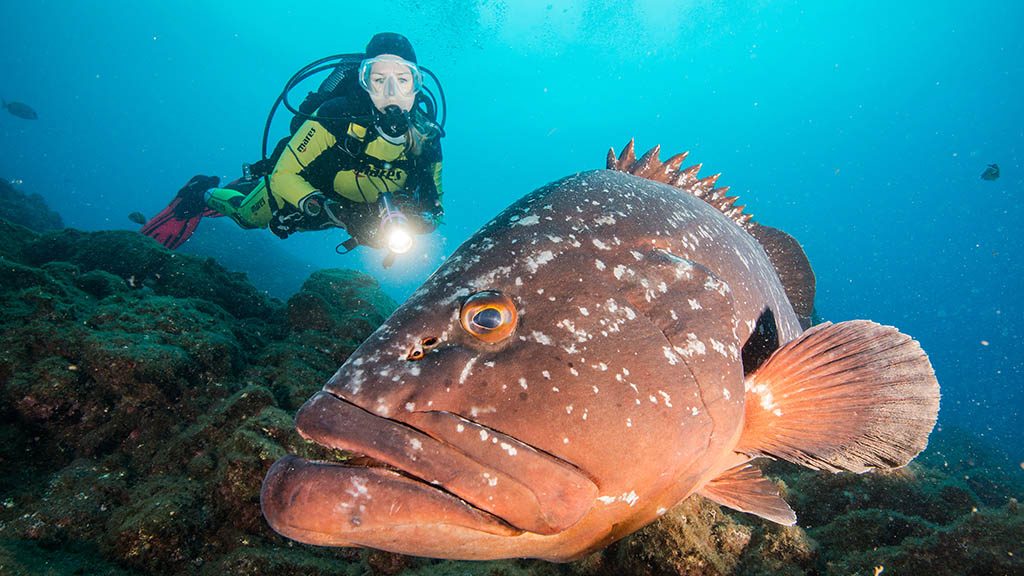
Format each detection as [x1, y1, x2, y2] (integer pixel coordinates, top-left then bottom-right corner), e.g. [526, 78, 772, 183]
[606, 139, 753, 229]
[697, 463, 796, 525]
[607, 140, 817, 322]
[747, 223, 816, 329]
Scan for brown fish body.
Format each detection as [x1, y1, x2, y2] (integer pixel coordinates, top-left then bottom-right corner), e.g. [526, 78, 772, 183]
[262, 149, 939, 561]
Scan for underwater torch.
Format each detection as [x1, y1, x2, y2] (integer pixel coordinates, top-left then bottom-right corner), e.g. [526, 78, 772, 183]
[378, 192, 413, 256]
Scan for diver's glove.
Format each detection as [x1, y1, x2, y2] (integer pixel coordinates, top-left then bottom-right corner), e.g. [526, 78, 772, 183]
[422, 205, 444, 229]
[173, 174, 220, 218]
[270, 210, 303, 239]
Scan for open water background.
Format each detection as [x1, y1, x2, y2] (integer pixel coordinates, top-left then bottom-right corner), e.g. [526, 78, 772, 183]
[2, 0, 1021, 462]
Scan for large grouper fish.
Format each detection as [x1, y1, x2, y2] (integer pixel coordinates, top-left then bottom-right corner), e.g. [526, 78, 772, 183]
[261, 141, 940, 561]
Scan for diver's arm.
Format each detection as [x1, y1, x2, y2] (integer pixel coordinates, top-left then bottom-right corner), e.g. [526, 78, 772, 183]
[269, 119, 337, 209]
[416, 140, 444, 222]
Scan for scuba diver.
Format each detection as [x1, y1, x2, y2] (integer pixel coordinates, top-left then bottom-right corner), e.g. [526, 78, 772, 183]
[141, 32, 445, 266]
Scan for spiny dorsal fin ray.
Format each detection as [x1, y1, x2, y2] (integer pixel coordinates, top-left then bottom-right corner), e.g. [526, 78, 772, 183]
[605, 139, 815, 318]
[607, 139, 753, 229]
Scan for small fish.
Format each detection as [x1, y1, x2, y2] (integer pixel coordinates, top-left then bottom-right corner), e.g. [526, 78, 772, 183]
[128, 211, 148, 225]
[980, 163, 999, 181]
[8, 178, 23, 186]
[3, 99, 38, 120]
[261, 141, 940, 561]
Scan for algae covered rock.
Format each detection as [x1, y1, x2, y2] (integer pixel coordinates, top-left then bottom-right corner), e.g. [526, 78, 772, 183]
[287, 268, 396, 337]
[606, 496, 754, 576]
[0, 179, 63, 232]
[0, 217, 401, 575]
[22, 229, 275, 319]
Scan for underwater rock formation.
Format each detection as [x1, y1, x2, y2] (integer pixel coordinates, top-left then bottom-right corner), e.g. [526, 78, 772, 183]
[0, 218, 1021, 575]
[0, 179, 63, 232]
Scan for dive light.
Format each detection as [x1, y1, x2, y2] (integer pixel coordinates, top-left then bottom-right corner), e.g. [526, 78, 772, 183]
[378, 193, 413, 255]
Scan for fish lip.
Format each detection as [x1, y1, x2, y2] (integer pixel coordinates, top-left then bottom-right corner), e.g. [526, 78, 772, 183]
[260, 454, 521, 549]
[291, 390, 598, 535]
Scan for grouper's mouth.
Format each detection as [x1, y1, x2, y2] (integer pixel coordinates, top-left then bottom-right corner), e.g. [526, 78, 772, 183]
[260, 391, 598, 549]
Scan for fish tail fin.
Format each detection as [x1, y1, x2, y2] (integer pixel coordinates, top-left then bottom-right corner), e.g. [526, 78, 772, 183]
[736, 320, 939, 473]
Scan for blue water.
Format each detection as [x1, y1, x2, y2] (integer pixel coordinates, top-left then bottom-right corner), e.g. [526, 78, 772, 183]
[2, 1, 1021, 459]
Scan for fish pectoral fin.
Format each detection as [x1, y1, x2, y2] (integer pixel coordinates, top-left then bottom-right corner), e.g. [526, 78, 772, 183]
[698, 463, 795, 525]
[736, 321, 940, 474]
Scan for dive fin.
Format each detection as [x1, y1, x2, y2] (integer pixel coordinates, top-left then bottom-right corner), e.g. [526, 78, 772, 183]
[747, 223, 816, 329]
[139, 199, 218, 250]
[140, 175, 223, 250]
[737, 320, 939, 473]
[698, 463, 796, 525]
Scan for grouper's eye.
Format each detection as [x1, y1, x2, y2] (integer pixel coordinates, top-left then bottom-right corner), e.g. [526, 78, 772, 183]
[460, 291, 518, 343]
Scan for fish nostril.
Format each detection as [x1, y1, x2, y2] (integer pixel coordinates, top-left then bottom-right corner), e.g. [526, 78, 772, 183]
[421, 336, 439, 349]
[408, 348, 424, 361]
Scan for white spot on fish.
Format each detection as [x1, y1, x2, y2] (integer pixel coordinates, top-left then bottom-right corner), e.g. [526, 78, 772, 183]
[658, 391, 673, 407]
[405, 402, 415, 412]
[613, 265, 627, 280]
[688, 298, 702, 310]
[579, 307, 589, 316]
[592, 239, 611, 250]
[346, 477, 370, 499]
[515, 215, 540, 226]
[526, 250, 555, 273]
[723, 387, 732, 400]
[459, 357, 477, 385]
[499, 442, 518, 456]
[479, 430, 489, 442]
[595, 259, 606, 271]
[710, 338, 728, 357]
[663, 347, 680, 365]
[675, 334, 707, 357]
[456, 424, 465, 433]
[409, 438, 422, 451]
[519, 377, 528, 390]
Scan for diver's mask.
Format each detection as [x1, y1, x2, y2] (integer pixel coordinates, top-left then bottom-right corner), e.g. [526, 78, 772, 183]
[359, 55, 421, 112]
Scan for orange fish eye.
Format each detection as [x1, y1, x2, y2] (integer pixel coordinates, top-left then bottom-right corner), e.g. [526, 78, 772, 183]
[460, 291, 518, 343]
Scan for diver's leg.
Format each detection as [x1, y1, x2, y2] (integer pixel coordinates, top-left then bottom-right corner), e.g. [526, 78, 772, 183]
[206, 179, 274, 229]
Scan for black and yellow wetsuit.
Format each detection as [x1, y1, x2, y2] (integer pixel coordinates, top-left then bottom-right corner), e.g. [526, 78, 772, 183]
[206, 94, 443, 244]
